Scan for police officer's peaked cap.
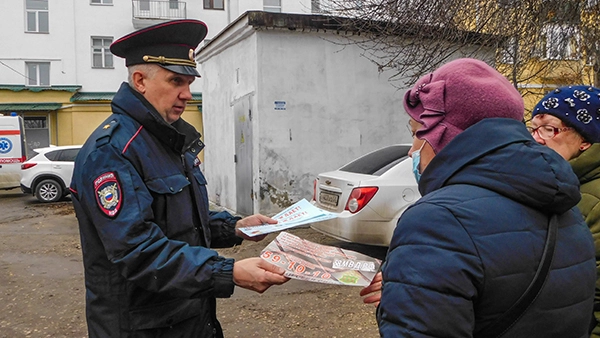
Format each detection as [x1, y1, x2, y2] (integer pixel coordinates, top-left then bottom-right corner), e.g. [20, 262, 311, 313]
[110, 19, 207, 77]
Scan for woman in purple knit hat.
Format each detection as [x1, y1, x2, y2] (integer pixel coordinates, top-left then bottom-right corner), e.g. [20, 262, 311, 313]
[361, 58, 595, 337]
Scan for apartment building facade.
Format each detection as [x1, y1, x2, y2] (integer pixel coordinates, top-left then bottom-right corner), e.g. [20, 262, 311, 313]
[0, 0, 313, 154]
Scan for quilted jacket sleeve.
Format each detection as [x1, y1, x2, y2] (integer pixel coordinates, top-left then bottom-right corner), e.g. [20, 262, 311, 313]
[208, 211, 243, 249]
[377, 202, 483, 338]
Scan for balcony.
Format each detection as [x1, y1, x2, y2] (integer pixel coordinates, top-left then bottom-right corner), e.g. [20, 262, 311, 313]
[132, 0, 187, 29]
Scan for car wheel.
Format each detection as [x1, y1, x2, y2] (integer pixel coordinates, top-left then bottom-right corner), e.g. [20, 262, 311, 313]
[35, 179, 63, 203]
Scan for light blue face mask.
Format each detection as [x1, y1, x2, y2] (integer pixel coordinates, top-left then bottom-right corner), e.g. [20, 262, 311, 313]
[412, 142, 426, 183]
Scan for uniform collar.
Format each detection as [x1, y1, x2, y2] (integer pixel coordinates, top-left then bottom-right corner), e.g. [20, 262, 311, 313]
[113, 82, 201, 153]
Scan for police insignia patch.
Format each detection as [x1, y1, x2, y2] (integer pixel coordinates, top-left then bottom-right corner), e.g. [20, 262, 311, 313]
[94, 172, 122, 217]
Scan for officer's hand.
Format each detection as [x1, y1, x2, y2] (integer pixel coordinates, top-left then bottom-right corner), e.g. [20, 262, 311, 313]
[233, 257, 290, 293]
[359, 271, 382, 307]
[235, 214, 277, 241]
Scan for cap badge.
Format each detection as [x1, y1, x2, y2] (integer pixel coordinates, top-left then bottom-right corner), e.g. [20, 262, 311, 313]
[142, 54, 196, 67]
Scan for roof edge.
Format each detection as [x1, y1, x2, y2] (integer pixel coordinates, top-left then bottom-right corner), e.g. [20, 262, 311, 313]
[239, 11, 501, 46]
[0, 84, 82, 93]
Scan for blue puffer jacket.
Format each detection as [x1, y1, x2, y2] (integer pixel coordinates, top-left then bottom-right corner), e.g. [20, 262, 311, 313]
[377, 118, 595, 337]
[70, 83, 242, 338]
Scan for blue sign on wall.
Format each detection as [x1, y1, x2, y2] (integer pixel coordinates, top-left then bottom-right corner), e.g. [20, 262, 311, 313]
[274, 101, 286, 110]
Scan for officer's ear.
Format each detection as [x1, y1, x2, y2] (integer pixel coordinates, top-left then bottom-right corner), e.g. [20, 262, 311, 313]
[131, 70, 146, 94]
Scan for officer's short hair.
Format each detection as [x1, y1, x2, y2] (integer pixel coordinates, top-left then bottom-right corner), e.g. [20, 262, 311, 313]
[127, 64, 159, 87]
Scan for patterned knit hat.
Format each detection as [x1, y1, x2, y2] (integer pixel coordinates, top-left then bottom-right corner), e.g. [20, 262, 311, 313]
[531, 85, 600, 143]
[403, 58, 524, 154]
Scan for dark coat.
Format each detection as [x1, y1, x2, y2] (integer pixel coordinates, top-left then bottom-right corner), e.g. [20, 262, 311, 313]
[377, 118, 596, 337]
[70, 83, 242, 338]
[570, 143, 600, 337]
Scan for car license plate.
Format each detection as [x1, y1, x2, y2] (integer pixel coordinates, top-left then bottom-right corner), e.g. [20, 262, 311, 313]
[319, 191, 340, 207]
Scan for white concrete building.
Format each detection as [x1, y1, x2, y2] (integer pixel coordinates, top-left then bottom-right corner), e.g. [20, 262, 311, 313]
[196, 11, 496, 215]
[0, 0, 314, 91]
[0, 1, 495, 215]
[0, 0, 314, 149]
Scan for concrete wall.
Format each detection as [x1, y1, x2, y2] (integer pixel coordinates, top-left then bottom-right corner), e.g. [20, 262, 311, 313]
[254, 30, 411, 214]
[201, 24, 258, 209]
[199, 22, 414, 215]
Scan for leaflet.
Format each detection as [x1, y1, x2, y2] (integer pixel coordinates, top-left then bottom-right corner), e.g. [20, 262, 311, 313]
[238, 198, 337, 237]
[260, 231, 381, 287]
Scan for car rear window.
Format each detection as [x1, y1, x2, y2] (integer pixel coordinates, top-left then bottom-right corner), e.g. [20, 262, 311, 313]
[340, 145, 410, 175]
[57, 149, 80, 162]
[44, 150, 61, 161]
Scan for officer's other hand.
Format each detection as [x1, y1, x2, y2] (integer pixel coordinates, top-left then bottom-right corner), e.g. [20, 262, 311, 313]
[235, 214, 277, 242]
[233, 257, 290, 293]
[359, 271, 382, 307]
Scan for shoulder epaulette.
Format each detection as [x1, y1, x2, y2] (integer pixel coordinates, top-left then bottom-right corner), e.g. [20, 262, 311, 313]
[95, 118, 120, 147]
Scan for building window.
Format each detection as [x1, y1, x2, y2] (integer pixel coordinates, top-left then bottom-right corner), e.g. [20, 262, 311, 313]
[91, 0, 113, 4]
[24, 116, 47, 129]
[499, 36, 518, 64]
[204, 0, 224, 10]
[141, 0, 150, 11]
[25, 0, 49, 33]
[169, 0, 179, 9]
[497, 0, 518, 7]
[26, 62, 50, 86]
[311, 0, 321, 12]
[92, 37, 114, 68]
[264, 0, 281, 13]
[585, 41, 599, 66]
[542, 24, 580, 60]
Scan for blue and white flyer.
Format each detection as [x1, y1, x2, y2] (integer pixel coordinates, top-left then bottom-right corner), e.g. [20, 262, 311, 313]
[238, 199, 337, 237]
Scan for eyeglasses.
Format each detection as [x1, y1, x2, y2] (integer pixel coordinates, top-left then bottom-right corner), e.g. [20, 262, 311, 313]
[526, 125, 572, 140]
[406, 122, 418, 138]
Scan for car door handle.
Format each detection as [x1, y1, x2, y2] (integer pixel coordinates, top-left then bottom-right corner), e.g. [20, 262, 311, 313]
[53, 165, 61, 169]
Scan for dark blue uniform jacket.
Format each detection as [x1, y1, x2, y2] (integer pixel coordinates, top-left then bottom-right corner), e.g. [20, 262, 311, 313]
[378, 118, 596, 337]
[70, 83, 242, 338]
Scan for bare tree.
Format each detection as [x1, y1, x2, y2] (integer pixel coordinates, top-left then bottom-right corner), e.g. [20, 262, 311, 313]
[316, 0, 600, 96]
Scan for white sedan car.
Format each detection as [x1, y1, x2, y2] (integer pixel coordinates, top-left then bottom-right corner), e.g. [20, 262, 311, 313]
[20, 145, 82, 203]
[311, 144, 420, 247]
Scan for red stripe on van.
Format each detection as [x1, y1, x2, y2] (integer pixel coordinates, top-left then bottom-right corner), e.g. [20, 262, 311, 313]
[0, 157, 25, 164]
[0, 130, 20, 135]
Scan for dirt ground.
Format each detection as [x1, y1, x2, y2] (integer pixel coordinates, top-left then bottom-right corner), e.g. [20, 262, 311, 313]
[0, 189, 387, 338]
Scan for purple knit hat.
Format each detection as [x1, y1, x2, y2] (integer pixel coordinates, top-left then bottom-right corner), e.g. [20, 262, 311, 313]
[403, 58, 525, 153]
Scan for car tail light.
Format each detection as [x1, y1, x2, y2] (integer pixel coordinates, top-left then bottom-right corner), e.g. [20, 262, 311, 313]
[21, 163, 37, 170]
[312, 179, 317, 201]
[345, 187, 378, 213]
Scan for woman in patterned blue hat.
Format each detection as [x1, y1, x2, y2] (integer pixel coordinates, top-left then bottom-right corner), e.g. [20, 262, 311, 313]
[530, 85, 600, 337]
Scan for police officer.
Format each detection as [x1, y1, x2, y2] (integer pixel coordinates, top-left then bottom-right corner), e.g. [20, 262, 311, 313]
[70, 20, 289, 337]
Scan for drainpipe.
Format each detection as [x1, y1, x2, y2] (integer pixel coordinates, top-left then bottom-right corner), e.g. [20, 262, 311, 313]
[55, 109, 59, 145]
[227, 0, 231, 24]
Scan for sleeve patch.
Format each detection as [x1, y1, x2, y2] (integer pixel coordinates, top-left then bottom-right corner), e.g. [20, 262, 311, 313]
[94, 172, 122, 217]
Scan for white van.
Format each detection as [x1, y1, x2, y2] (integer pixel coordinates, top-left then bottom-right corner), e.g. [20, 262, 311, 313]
[0, 114, 27, 190]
